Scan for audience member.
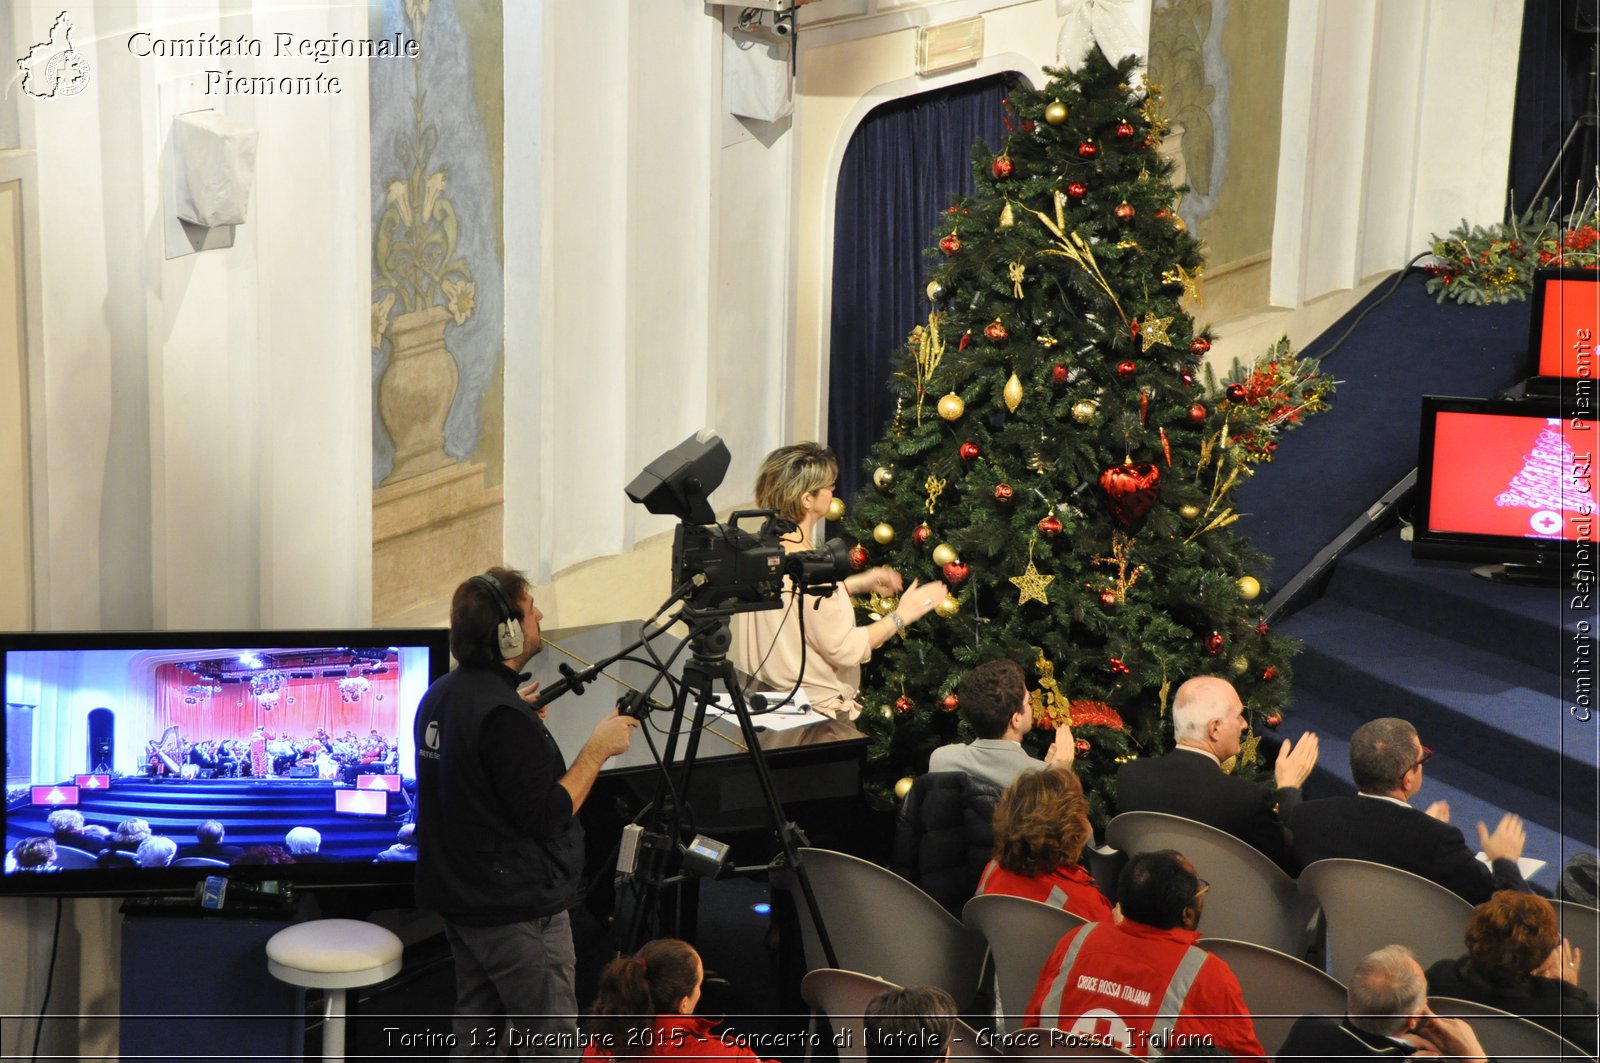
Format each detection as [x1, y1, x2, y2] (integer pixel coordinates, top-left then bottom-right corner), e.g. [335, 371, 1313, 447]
[47, 809, 107, 854]
[928, 659, 1074, 788]
[1560, 852, 1599, 907]
[864, 985, 957, 1063]
[135, 835, 178, 868]
[1288, 718, 1528, 903]
[284, 826, 322, 860]
[1025, 850, 1264, 1058]
[977, 767, 1113, 921]
[1423, 890, 1596, 1054]
[1277, 945, 1489, 1062]
[108, 817, 152, 853]
[177, 819, 243, 862]
[374, 823, 418, 862]
[233, 844, 295, 865]
[13, 836, 58, 873]
[583, 938, 776, 1062]
[1116, 676, 1316, 872]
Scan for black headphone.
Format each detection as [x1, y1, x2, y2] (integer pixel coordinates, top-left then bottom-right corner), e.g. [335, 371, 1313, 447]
[472, 574, 524, 660]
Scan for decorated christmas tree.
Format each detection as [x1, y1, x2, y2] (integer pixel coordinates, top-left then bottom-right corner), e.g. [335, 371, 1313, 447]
[845, 49, 1334, 818]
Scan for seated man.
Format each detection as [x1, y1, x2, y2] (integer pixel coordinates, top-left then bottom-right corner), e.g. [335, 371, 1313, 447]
[177, 819, 243, 862]
[135, 835, 178, 868]
[928, 659, 1073, 789]
[1116, 676, 1317, 873]
[12, 836, 59, 873]
[864, 985, 957, 1063]
[284, 826, 323, 861]
[47, 809, 107, 854]
[1276, 945, 1490, 1062]
[375, 823, 418, 862]
[1288, 717, 1527, 904]
[1025, 849, 1264, 1059]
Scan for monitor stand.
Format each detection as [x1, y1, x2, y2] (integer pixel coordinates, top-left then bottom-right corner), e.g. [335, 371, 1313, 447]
[1471, 562, 1562, 586]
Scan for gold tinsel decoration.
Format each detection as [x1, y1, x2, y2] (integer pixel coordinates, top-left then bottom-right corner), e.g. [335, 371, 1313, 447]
[1028, 646, 1070, 729]
[1029, 193, 1127, 325]
[1007, 261, 1026, 299]
[908, 313, 947, 425]
[1091, 531, 1146, 604]
[924, 474, 947, 514]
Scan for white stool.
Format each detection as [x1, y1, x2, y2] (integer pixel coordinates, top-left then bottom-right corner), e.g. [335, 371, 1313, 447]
[266, 918, 403, 1063]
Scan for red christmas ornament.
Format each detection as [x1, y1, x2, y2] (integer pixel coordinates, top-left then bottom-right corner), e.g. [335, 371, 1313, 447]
[1052, 364, 1069, 385]
[1159, 426, 1173, 468]
[1115, 200, 1136, 222]
[1226, 383, 1248, 402]
[912, 523, 932, 545]
[1257, 620, 1270, 635]
[1115, 120, 1135, 140]
[1078, 140, 1098, 159]
[939, 232, 962, 256]
[1037, 514, 1063, 536]
[1067, 182, 1089, 200]
[848, 545, 870, 570]
[894, 695, 914, 716]
[1262, 667, 1278, 680]
[959, 441, 981, 462]
[1117, 360, 1138, 378]
[1190, 337, 1212, 355]
[994, 483, 1014, 503]
[941, 694, 960, 713]
[1182, 370, 1195, 387]
[1021, 120, 1035, 133]
[958, 330, 972, 352]
[983, 319, 1009, 343]
[1187, 403, 1208, 423]
[1139, 390, 1150, 425]
[1108, 657, 1131, 675]
[1206, 631, 1225, 655]
[1098, 590, 1118, 610]
[991, 154, 1014, 179]
[1098, 461, 1161, 525]
[1265, 712, 1283, 727]
[1075, 738, 1092, 753]
[942, 561, 970, 585]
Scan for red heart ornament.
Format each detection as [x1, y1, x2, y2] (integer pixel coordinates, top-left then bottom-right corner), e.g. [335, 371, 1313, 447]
[1098, 461, 1161, 526]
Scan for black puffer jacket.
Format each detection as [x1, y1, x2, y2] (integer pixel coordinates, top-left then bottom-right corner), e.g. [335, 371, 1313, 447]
[891, 771, 1002, 916]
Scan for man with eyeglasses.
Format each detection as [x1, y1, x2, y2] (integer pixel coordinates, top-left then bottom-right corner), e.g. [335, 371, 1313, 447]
[1287, 717, 1529, 903]
[1025, 849, 1265, 1059]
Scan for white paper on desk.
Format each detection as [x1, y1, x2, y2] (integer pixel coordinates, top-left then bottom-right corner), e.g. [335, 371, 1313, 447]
[705, 692, 824, 731]
[1476, 852, 1547, 879]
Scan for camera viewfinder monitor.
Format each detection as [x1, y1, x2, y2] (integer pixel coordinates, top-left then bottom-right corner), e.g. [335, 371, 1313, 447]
[2, 628, 448, 896]
[1413, 396, 1596, 582]
[1524, 268, 1600, 394]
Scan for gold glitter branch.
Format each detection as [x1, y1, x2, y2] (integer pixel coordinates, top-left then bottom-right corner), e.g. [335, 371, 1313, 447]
[1030, 202, 1127, 325]
[908, 311, 946, 426]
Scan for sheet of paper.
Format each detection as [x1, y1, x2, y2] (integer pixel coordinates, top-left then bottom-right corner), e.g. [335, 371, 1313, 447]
[1476, 852, 1547, 879]
[705, 691, 824, 731]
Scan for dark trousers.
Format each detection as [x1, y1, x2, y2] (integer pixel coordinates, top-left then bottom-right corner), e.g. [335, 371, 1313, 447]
[443, 912, 579, 1058]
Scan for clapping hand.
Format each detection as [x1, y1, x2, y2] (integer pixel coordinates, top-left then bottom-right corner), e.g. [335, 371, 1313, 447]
[1273, 731, 1319, 789]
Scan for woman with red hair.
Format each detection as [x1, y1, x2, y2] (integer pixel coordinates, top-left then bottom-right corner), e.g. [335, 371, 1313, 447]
[976, 767, 1113, 922]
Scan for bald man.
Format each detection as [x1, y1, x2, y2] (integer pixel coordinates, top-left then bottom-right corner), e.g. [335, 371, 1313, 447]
[1115, 676, 1317, 873]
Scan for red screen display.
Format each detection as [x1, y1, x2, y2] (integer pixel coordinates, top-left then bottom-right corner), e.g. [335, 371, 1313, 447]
[356, 773, 401, 792]
[73, 774, 110, 789]
[334, 788, 388, 816]
[1429, 413, 1596, 538]
[31, 785, 79, 806]
[1537, 278, 1600, 378]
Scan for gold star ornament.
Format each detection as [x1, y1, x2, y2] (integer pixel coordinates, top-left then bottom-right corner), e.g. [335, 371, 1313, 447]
[1138, 313, 1175, 352]
[1162, 263, 1204, 303]
[1010, 535, 1055, 605]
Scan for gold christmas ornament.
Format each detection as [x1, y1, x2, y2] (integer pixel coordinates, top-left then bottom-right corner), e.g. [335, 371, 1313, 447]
[826, 497, 846, 521]
[926, 280, 944, 301]
[999, 201, 1015, 229]
[1170, 212, 1188, 232]
[1009, 535, 1055, 606]
[1044, 100, 1069, 125]
[1162, 263, 1205, 303]
[1071, 399, 1099, 425]
[1179, 503, 1202, 520]
[873, 466, 895, 489]
[1116, 238, 1142, 252]
[894, 776, 915, 800]
[1237, 575, 1261, 601]
[934, 594, 961, 618]
[937, 392, 966, 421]
[1138, 313, 1175, 352]
[1004, 372, 1024, 413]
[872, 522, 896, 545]
[932, 543, 958, 567]
[1230, 655, 1250, 676]
[1037, 335, 1059, 348]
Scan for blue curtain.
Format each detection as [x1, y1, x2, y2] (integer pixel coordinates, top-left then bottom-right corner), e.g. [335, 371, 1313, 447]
[1508, 0, 1596, 214]
[827, 74, 1019, 503]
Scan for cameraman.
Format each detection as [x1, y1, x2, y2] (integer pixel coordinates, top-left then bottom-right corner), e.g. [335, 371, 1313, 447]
[734, 443, 946, 721]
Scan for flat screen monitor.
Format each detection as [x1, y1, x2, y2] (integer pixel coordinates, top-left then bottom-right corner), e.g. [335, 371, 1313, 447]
[1525, 267, 1600, 384]
[2, 628, 448, 896]
[1412, 396, 1596, 577]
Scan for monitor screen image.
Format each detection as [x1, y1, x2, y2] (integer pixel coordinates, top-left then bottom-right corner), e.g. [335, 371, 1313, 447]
[1530, 268, 1600, 379]
[2, 628, 448, 896]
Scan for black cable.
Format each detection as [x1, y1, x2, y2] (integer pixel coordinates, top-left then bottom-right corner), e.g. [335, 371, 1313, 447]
[30, 897, 63, 1063]
[1309, 252, 1431, 362]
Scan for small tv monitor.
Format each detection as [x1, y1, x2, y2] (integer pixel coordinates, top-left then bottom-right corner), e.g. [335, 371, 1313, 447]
[1412, 396, 1596, 579]
[1525, 267, 1600, 386]
[356, 774, 401, 792]
[2, 628, 448, 896]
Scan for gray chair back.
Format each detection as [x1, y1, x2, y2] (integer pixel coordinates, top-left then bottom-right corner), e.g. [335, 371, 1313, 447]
[1552, 898, 1599, 999]
[1195, 937, 1346, 1057]
[1105, 811, 1317, 956]
[1428, 996, 1589, 1063]
[799, 969, 1000, 1063]
[173, 856, 229, 868]
[998, 1028, 1139, 1059]
[961, 893, 1086, 1026]
[51, 845, 100, 869]
[1298, 859, 1473, 984]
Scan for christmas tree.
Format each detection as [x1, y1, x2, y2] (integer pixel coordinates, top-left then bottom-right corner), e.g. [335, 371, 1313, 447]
[845, 49, 1334, 818]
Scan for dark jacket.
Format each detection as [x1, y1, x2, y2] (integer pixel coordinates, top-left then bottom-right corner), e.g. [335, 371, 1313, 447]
[1275, 1016, 1424, 1063]
[891, 771, 1002, 915]
[1288, 795, 1526, 904]
[413, 663, 585, 924]
[1116, 747, 1304, 873]
[1425, 956, 1597, 1055]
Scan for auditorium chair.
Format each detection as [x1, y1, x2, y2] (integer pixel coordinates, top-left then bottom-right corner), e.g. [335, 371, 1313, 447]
[50, 845, 100, 869]
[1105, 812, 1318, 957]
[173, 856, 230, 868]
[1298, 859, 1473, 984]
[1194, 937, 1346, 1057]
[794, 847, 989, 1009]
[1552, 898, 1599, 998]
[998, 1028, 1139, 1059]
[1428, 996, 1590, 1063]
[961, 893, 1086, 1027]
[800, 968, 998, 1063]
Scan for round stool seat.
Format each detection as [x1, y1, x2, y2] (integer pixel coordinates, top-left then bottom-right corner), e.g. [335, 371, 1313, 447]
[266, 919, 403, 990]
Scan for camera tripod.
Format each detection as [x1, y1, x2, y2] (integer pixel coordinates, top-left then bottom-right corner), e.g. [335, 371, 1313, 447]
[618, 611, 838, 969]
[1530, 10, 1600, 208]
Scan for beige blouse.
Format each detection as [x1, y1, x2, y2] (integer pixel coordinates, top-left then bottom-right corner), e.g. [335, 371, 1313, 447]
[733, 581, 869, 720]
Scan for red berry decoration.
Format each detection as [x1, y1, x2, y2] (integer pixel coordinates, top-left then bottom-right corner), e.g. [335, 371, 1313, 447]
[1257, 620, 1270, 635]
[1190, 337, 1212, 355]
[983, 319, 1009, 343]
[991, 154, 1014, 179]
[1115, 200, 1136, 222]
[1115, 120, 1136, 140]
[1078, 140, 1098, 159]
[941, 694, 960, 713]
[994, 483, 1014, 503]
[912, 523, 932, 545]
[1052, 364, 1069, 385]
[1098, 590, 1118, 610]
[1206, 631, 1225, 655]
[1037, 514, 1063, 536]
[1226, 383, 1248, 402]
[1109, 657, 1131, 675]
[1067, 182, 1088, 200]
[942, 561, 970, 585]
[939, 232, 962, 256]
[1187, 403, 1207, 423]
[848, 544, 870, 570]
[959, 441, 981, 462]
[1075, 738, 1092, 753]
[1117, 360, 1138, 378]
[1262, 666, 1278, 680]
[894, 695, 914, 716]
